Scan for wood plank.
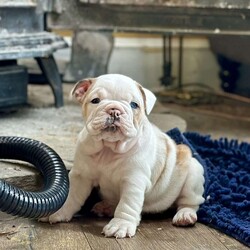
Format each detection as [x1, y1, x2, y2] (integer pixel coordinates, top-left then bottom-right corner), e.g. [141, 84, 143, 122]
[80, 0, 250, 9]
[0, 213, 37, 249]
[31, 220, 92, 250]
[0, 212, 247, 250]
[117, 219, 228, 250]
[207, 226, 249, 250]
[0, 213, 91, 249]
[80, 218, 122, 250]
[77, 216, 230, 250]
[49, 0, 250, 36]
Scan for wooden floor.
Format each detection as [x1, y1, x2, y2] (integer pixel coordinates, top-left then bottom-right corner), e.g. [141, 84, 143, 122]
[0, 212, 248, 250]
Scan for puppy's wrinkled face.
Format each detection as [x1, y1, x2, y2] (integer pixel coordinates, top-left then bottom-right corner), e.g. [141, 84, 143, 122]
[71, 74, 156, 142]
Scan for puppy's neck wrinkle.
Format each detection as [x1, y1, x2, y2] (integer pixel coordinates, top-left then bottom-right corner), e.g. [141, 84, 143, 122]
[91, 147, 119, 166]
[103, 137, 139, 154]
[89, 139, 139, 167]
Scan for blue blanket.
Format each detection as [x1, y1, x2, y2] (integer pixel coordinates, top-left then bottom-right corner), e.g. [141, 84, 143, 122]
[167, 128, 250, 247]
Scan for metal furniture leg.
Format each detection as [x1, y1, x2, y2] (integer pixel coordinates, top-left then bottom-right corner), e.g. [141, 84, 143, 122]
[36, 55, 64, 108]
[177, 35, 184, 90]
[160, 35, 173, 86]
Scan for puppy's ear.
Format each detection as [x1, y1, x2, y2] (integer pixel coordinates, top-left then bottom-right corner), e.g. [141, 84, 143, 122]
[138, 84, 157, 115]
[70, 78, 94, 103]
[142, 87, 157, 114]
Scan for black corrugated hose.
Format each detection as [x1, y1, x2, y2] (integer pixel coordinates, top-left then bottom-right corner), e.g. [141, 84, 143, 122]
[0, 136, 69, 218]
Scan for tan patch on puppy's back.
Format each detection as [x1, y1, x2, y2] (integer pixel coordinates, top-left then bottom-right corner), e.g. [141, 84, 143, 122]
[176, 144, 192, 167]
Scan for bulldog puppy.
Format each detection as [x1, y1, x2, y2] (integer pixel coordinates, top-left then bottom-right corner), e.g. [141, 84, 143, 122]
[40, 74, 205, 238]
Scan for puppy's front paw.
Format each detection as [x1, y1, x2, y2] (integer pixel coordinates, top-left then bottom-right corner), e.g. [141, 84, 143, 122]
[172, 208, 197, 226]
[39, 210, 72, 224]
[102, 218, 137, 239]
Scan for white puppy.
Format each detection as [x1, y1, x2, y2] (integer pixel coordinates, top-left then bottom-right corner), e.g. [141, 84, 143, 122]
[41, 74, 205, 238]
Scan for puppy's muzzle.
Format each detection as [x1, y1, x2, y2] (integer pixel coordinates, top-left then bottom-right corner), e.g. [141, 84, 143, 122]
[105, 108, 121, 132]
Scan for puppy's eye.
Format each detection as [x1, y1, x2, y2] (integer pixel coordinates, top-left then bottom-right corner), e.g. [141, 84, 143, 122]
[130, 101, 139, 109]
[90, 98, 101, 104]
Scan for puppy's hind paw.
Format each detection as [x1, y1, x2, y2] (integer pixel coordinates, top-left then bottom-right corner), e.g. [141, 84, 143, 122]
[91, 200, 115, 218]
[172, 208, 197, 227]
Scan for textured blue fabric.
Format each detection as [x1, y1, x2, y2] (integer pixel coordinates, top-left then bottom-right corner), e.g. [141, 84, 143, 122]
[167, 128, 250, 247]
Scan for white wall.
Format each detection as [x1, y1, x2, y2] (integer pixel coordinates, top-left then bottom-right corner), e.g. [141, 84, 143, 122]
[108, 35, 221, 91]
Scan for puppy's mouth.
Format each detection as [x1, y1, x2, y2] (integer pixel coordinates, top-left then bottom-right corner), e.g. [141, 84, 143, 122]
[103, 116, 120, 133]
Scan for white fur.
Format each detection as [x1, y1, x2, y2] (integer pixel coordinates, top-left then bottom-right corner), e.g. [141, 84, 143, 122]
[40, 74, 205, 239]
